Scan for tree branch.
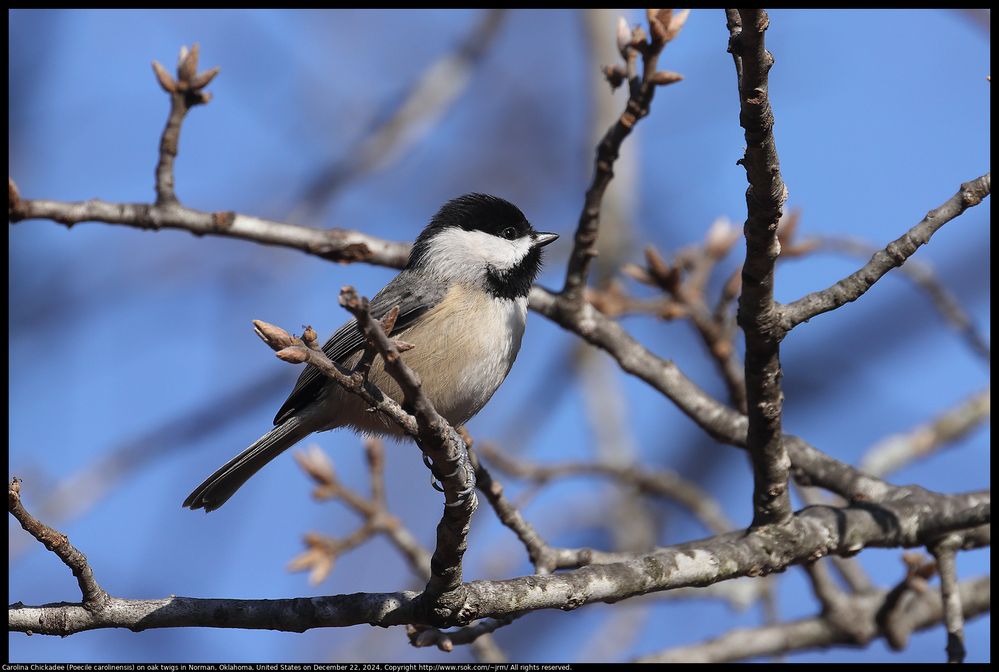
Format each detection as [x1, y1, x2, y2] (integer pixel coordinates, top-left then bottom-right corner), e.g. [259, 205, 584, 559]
[779, 173, 991, 332]
[562, 10, 688, 304]
[7, 478, 109, 610]
[931, 535, 967, 663]
[728, 8, 792, 526]
[10, 488, 988, 635]
[860, 389, 990, 478]
[7, 189, 410, 267]
[635, 575, 990, 663]
[477, 443, 734, 535]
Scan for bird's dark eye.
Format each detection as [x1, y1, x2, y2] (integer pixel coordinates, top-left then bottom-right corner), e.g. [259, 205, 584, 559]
[501, 227, 518, 240]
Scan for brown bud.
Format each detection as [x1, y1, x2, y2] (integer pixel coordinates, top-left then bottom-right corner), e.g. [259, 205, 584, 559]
[647, 9, 669, 45]
[294, 445, 336, 487]
[621, 262, 653, 285]
[602, 64, 626, 91]
[253, 320, 296, 349]
[393, 340, 416, 353]
[704, 217, 740, 258]
[191, 66, 220, 91]
[616, 16, 631, 57]
[151, 61, 177, 93]
[649, 70, 684, 86]
[644, 245, 672, 281]
[302, 325, 319, 349]
[630, 24, 648, 47]
[178, 43, 200, 83]
[276, 346, 309, 363]
[664, 9, 690, 43]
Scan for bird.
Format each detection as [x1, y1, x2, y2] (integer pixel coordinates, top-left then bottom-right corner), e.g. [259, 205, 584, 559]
[183, 193, 558, 512]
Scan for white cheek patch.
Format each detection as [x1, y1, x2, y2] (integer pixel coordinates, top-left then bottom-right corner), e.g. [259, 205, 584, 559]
[424, 228, 534, 281]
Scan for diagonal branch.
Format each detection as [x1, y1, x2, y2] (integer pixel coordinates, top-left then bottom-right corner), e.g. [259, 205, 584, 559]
[7, 478, 109, 609]
[337, 288, 477, 610]
[254, 288, 476, 619]
[860, 389, 990, 478]
[779, 173, 991, 333]
[562, 9, 688, 305]
[728, 8, 792, 526]
[292, 9, 507, 218]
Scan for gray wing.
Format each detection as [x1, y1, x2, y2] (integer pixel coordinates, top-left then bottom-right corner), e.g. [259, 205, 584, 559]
[272, 270, 443, 425]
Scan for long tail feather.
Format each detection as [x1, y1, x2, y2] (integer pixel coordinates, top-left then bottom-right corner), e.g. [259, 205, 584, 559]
[183, 416, 313, 512]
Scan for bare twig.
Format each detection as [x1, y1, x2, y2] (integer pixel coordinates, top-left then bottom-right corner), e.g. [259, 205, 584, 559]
[930, 535, 967, 664]
[8, 478, 109, 609]
[478, 443, 733, 535]
[253, 292, 476, 620]
[8, 192, 410, 267]
[337, 289, 477, 612]
[635, 575, 990, 663]
[860, 389, 990, 478]
[562, 10, 688, 304]
[293, 442, 432, 581]
[728, 8, 792, 527]
[151, 44, 219, 205]
[292, 10, 507, 218]
[807, 236, 990, 364]
[631, 243, 747, 413]
[407, 613, 520, 653]
[779, 173, 991, 333]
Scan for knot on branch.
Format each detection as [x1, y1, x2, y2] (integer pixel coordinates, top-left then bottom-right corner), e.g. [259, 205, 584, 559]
[419, 585, 471, 628]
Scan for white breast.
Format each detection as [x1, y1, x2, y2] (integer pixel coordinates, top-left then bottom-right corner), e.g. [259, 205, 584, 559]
[333, 285, 527, 435]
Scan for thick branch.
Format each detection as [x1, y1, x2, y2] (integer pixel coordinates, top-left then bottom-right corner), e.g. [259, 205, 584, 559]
[729, 8, 792, 526]
[779, 173, 991, 332]
[11, 492, 988, 635]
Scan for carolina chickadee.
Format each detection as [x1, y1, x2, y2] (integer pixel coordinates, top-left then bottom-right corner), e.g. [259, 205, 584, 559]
[184, 194, 558, 512]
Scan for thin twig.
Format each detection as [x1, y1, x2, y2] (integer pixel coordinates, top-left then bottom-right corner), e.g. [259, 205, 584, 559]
[151, 44, 219, 205]
[8, 478, 109, 609]
[930, 535, 967, 664]
[292, 10, 507, 219]
[860, 389, 990, 478]
[728, 8, 792, 526]
[562, 10, 688, 304]
[635, 575, 990, 663]
[779, 173, 991, 333]
[7, 191, 410, 267]
[807, 235, 990, 364]
[478, 444, 734, 535]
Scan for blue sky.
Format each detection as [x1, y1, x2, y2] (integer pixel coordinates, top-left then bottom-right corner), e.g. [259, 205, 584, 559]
[8, 9, 990, 663]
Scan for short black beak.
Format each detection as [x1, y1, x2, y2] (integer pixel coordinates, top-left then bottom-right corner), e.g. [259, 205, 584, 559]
[532, 232, 559, 248]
